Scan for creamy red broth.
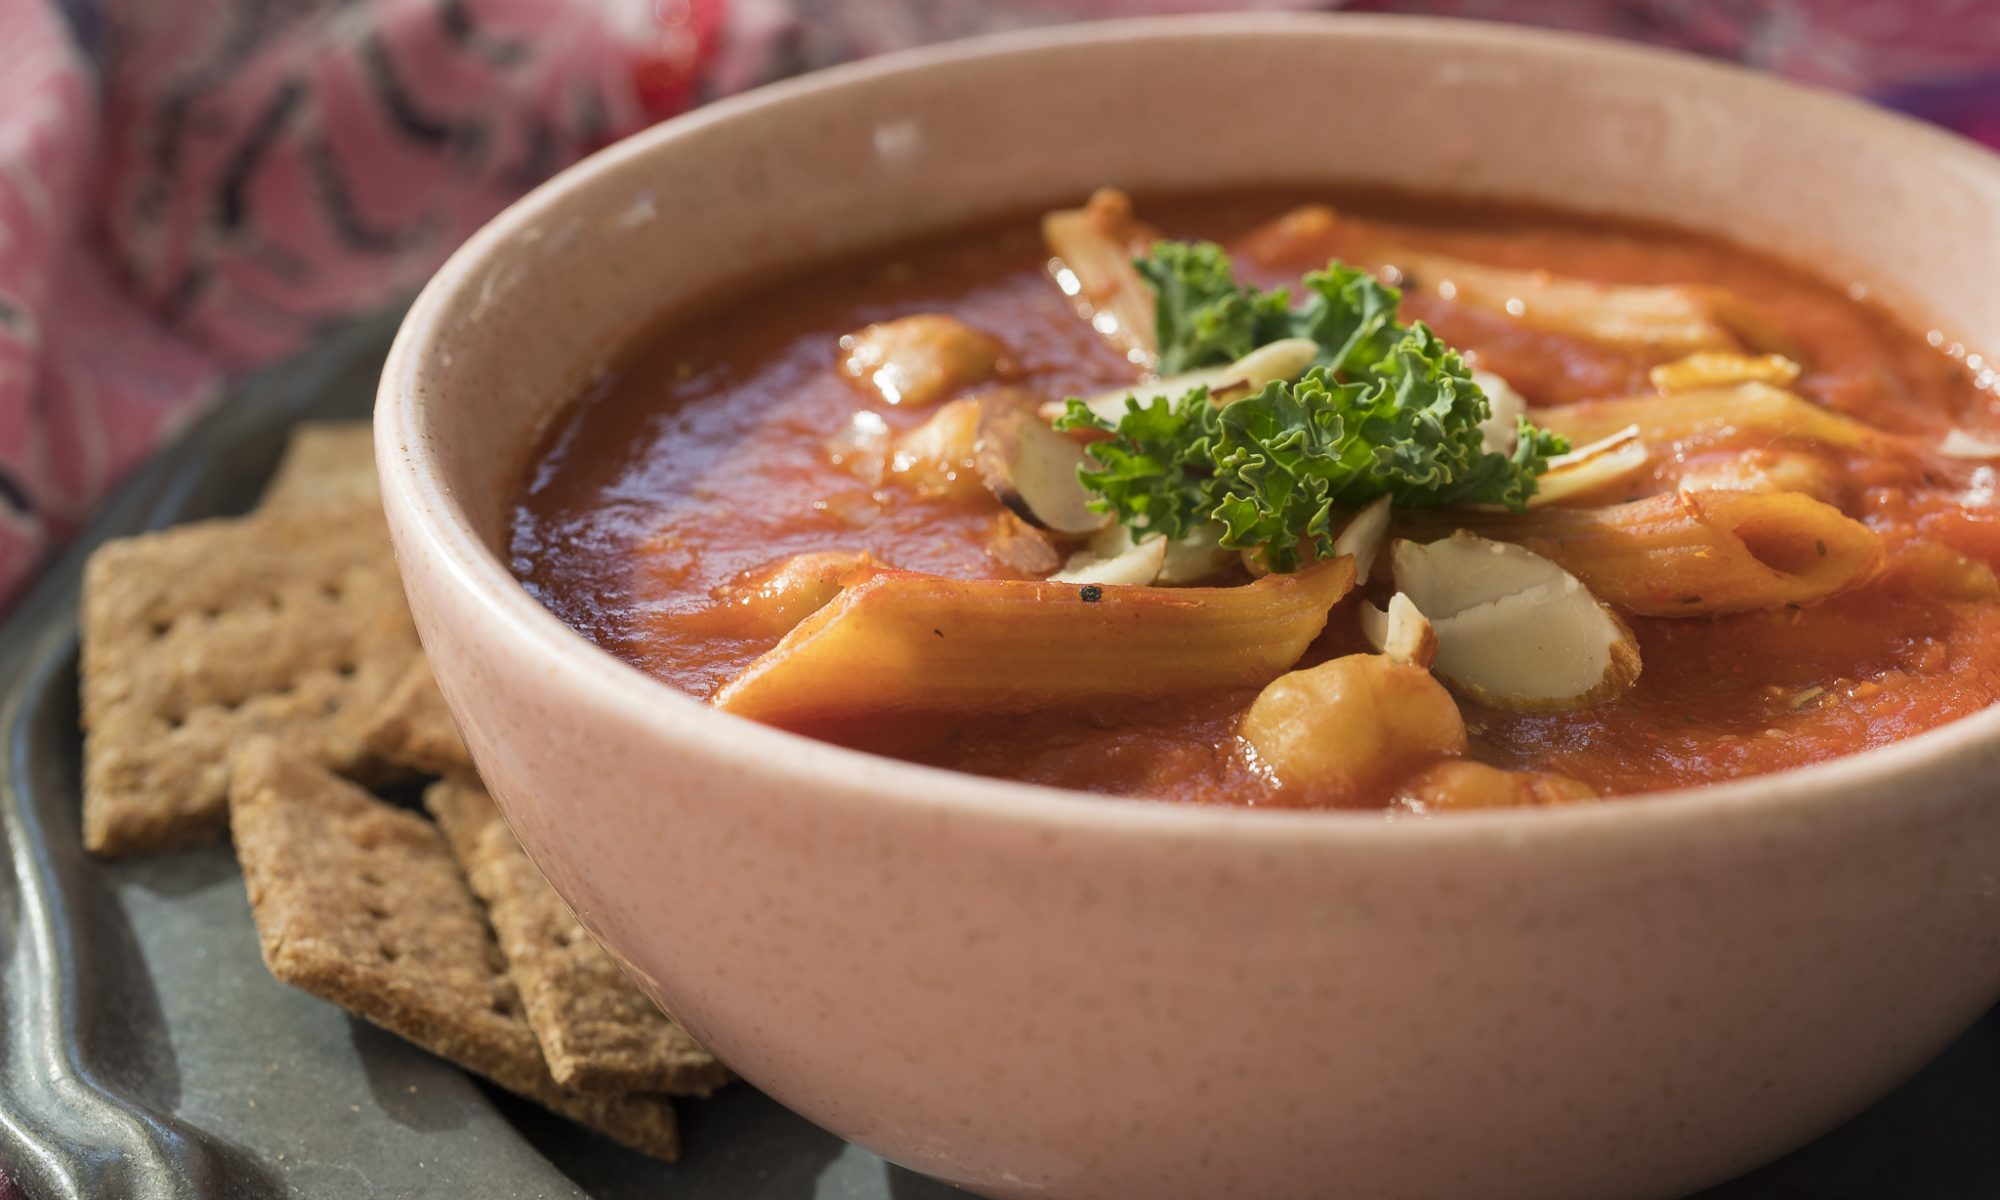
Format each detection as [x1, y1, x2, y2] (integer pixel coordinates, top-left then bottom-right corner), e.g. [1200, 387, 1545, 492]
[511, 190, 2000, 808]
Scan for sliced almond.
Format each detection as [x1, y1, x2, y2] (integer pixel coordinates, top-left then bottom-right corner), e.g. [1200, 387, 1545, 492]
[1052, 521, 1229, 586]
[1523, 425, 1649, 508]
[1358, 592, 1438, 669]
[1939, 428, 2000, 459]
[1049, 532, 1167, 586]
[1397, 490, 1883, 616]
[1156, 522, 1234, 585]
[1047, 337, 1320, 424]
[1467, 424, 1649, 511]
[1473, 370, 1527, 454]
[974, 405, 1110, 535]
[1391, 532, 1640, 710]
[1332, 496, 1392, 585]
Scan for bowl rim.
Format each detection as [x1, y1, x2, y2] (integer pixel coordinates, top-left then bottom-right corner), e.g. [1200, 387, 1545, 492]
[378, 10, 2000, 845]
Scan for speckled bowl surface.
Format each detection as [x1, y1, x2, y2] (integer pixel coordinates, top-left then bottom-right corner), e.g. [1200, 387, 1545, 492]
[376, 16, 2000, 1200]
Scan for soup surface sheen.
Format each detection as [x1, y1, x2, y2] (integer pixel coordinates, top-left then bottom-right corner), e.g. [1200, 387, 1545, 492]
[511, 191, 2000, 809]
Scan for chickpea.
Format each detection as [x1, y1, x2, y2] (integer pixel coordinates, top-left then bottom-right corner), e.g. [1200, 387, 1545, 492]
[838, 314, 1007, 408]
[889, 397, 985, 498]
[1393, 759, 1597, 813]
[1240, 655, 1467, 804]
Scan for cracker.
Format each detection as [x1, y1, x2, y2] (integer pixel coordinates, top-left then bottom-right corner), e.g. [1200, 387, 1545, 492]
[229, 742, 680, 1160]
[364, 657, 474, 775]
[426, 776, 728, 1096]
[80, 502, 418, 855]
[259, 422, 380, 511]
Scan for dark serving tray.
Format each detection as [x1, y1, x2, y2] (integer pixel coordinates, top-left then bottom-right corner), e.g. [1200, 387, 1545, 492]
[0, 315, 1995, 1200]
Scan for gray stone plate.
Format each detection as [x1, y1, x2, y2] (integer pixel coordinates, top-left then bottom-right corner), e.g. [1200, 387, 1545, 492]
[0, 316, 1994, 1200]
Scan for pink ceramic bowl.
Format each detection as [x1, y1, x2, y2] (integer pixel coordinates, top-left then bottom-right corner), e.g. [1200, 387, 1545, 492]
[377, 15, 2000, 1199]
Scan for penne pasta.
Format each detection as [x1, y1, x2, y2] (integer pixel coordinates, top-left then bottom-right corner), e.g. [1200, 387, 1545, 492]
[1648, 351, 1801, 394]
[694, 551, 885, 639]
[1043, 188, 1161, 368]
[712, 559, 1357, 723]
[1676, 448, 1840, 503]
[1399, 490, 1883, 616]
[1876, 539, 2000, 602]
[1533, 382, 1879, 452]
[1368, 247, 1740, 356]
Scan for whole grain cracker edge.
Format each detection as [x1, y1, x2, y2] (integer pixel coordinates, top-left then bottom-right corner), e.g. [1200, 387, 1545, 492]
[80, 502, 418, 855]
[228, 740, 680, 1160]
[426, 776, 730, 1096]
[364, 657, 475, 776]
[259, 422, 381, 512]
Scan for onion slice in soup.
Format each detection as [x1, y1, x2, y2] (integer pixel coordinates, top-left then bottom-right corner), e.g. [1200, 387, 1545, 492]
[711, 559, 1357, 724]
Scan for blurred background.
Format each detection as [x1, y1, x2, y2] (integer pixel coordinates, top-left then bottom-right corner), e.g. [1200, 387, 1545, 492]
[2, 0, 1997, 614]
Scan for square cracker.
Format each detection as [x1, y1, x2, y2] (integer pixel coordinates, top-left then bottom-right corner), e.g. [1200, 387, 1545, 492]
[229, 741, 680, 1160]
[259, 422, 380, 511]
[80, 502, 418, 855]
[426, 777, 729, 1096]
[364, 657, 474, 775]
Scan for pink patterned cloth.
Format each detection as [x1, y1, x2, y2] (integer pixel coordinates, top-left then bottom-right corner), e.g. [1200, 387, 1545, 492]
[0, 0, 1997, 617]
[0, 0, 718, 613]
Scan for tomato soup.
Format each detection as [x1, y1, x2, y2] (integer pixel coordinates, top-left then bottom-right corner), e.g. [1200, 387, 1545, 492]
[510, 190, 2000, 809]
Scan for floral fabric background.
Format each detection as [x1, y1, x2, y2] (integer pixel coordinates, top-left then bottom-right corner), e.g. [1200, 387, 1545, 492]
[0, 0, 1997, 615]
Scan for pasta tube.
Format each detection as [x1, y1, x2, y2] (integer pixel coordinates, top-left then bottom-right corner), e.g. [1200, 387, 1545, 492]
[713, 559, 1357, 724]
[1371, 248, 1738, 355]
[1534, 383, 1878, 451]
[1043, 188, 1160, 368]
[1401, 490, 1883, 616]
